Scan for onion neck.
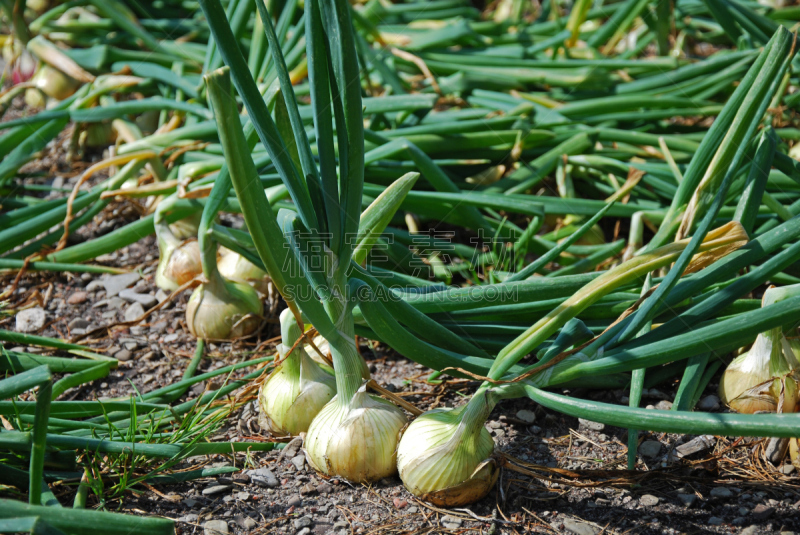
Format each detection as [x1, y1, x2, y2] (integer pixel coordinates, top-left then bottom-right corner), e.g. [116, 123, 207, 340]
[455, 389, 498, 440]
[323, 285, 364, 404]
[279, 310, 304, 379]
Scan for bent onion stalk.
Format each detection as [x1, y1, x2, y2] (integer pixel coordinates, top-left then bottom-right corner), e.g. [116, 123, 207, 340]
[258, 309, 335, 435]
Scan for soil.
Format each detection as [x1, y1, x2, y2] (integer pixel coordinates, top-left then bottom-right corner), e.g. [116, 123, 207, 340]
[2, 104, 799, 535]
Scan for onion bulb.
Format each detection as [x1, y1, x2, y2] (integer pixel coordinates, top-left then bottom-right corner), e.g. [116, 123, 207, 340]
[303, 334, 333, 369]
[186, 277, 262, 340]
[304, 383, 407, 483]
[170, 212, 202, 241]
[258, 310, 335, 435]
[397, 390, 497, 506]
[218, 248, 271, 295]
[791, 436, 800, 470]
[33, 64, 80, 100]
[720, 288, 800, 411]
[155, 217, 203, 291]
[155, 234, 203, 291]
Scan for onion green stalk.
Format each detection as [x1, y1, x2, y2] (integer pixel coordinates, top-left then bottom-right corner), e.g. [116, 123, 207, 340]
[200, 0, 406, 483]
[258, 309, 335, 435]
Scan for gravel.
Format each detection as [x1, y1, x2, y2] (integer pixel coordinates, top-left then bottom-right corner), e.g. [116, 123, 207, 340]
[119, 289, 158, 308]
[638, 440, 662, 458]
[710, 487, 734, 499]
[203, 520, 229, 535]
[516, 409, 536, 424]
[15, 307, 45, 332]
[639, 494, 659, 506]
[124, 302, 145, 322]
[248, 468, 279, 488]
[562, 518, 600, 535]
[103, 272, 141, 296]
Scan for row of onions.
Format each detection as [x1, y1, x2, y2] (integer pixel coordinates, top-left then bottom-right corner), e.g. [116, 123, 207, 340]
[189, 0, 800, 506]
[2, 0, 800, 519]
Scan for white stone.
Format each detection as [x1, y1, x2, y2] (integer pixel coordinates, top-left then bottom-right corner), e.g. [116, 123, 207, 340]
[16, 307, 45, 333]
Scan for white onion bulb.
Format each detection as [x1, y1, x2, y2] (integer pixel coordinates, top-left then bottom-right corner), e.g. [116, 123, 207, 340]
[186, 278, 262, 340]
[258, 340, 336, 435]
[155, 235, 203, 291]
[218, 248, 271, 295]
[304, 384, 407, 483]
[397, 390, 497, 506]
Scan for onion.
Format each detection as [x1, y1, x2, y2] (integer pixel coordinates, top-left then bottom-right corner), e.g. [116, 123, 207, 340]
[33, 64, 80, 100]
[304, 383, 407, 483]
[218, 248, 271, 295]
[170, 212, 202, 241]
[258, 310, 335, 435]
[720, 287, 800, 411]
[185, 277, 262, 340]
[303, 334, 332, 368]
[155, 232, 203, 292]
[397, 389, 497, 506]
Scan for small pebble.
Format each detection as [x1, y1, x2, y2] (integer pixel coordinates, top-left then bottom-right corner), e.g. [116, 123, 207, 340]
[15, 307, 46, 333]
[677, 494, 697, 507]
[68, 318, 90, 330]
[86, 280, 104, 292]
[638, 440, 662, 458]
[393, 498, 407, 509]
[696, 395, 720, 411]
[114, 349, 133, 362]
[235, 515, 257, 530]
[287, 495, 302, 507]
[124, 302, 145, 322]
[103, 272, 141, 296]
[708, 517, 723, 526]
[67, 291, 88, 305]
[202, 485, 232, 496]
[639, 494, 659, 506]
[710, 487, 734, 499]
[751, 504, 774, 520]
[293, 516, 312, 530]
[441, 515, 463, 530]
[248, 467, 279, 488]
[203, 520, 229, 535]
[562, 518, 600, 535]
[578, 418, 605, 432]
[119, 289, 158, 308]
[291, 454, 306, 471]
[516, 410, 536, 424]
